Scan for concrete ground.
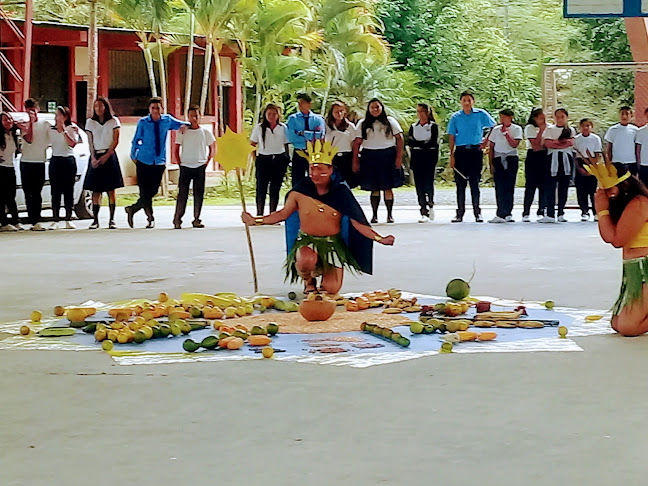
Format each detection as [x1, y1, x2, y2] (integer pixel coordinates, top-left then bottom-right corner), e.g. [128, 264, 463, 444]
[2, 202, 644, 486]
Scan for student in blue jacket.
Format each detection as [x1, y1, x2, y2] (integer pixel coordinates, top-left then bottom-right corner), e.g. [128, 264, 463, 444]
[127, 97, 188, 228]
[286, 93, 325, 187]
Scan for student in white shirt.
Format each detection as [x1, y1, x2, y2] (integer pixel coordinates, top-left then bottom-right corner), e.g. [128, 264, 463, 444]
[48, 106, 79, 230]
[0, 112, 21, 231]
[353, 98, 404, 223]
[325, 100, 358, 189]
[173, 105, 215, 229]
[523, 108, 548, 222]
[250, 103, 289, 216]
[541, 108, 576, 223]
[20, 98, 51, 231]
[486, 109, 522, 223]
[634, 107, 648, 187]
[573, 118, 602, 221]
[84, 97, 124, 229]
[407, 103, 439, 223]
[605, 106, 639, 175]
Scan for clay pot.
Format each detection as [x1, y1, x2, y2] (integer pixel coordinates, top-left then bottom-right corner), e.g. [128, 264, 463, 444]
[299, 299, 337, 322]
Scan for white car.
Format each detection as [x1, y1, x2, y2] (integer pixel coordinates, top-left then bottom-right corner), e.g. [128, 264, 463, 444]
[9, 112, 93, 219]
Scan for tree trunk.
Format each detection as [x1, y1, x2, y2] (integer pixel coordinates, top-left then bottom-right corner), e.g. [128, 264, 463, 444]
[214, 41, 225, 135]
[86, 0, 98, 120]
[143, 43, 158, 98]
[157, 37, 168, 112]
[199, 40, 213, 115]
[184, 13, 195, 119]
[320, 64, 334, 117]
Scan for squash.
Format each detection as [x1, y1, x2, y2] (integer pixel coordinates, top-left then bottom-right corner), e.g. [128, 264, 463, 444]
[477, 331, 497, 341]
[299, 299, 336, 322]
[169, 309, 191, 321]
[203, 307, 224, 319]
[248, 335, 272, 346]
[218, 336, 237, 348]
[226, 337, 245, 350]
[108, 308, 132, 318]
[345, 301, 359, 312]
[457, 331, 478, 342]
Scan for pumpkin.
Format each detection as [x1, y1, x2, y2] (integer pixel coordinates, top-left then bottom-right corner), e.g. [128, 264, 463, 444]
[299, 299, 337, 322]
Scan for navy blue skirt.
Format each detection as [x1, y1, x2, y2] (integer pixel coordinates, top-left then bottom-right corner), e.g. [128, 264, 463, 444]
[83, 152, 124, 192]
[359, 147, 403, 191]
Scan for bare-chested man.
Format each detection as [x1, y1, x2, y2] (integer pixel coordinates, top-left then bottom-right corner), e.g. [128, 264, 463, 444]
[242, 141, 394, 294]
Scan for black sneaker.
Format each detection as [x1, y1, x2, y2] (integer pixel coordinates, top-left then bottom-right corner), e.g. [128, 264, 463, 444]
[174, 222, 182, 229]
[371, 216, 378, 224]
[89, 221, 99, 230]
[108, 220, 117, 229]
[386, 216, 394, 224]
[451, 217, 463, 223]
[475, 214, 484, 223]
[125, 206, 134, 228]
[192, 220, 205, 228]
[146, 220, 155, 229]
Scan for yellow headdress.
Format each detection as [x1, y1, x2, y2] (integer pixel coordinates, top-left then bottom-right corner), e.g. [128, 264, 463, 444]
[582, 154, 631, 190]
[297, 140, 338, 166]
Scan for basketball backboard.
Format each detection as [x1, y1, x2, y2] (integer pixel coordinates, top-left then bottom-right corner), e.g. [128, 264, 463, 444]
[564, 0, 648, 17]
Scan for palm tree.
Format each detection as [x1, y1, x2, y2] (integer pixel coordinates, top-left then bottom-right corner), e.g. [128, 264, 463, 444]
[182, 0, 256, 132]
[87, 0, 98, 118]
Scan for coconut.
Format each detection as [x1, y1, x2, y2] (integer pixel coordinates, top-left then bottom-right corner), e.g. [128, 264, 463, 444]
[446, 278, 471, 300]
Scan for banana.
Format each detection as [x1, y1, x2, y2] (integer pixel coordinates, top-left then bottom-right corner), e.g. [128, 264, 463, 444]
[403, 305, 422, 313]
[473, 320, 495, 328]
[495, 321, 517, 328]
[585, 315, 603, 322]
[475, 310, 523, 321]
[382, 308, 403, 314]
[517, 320, 544, 328]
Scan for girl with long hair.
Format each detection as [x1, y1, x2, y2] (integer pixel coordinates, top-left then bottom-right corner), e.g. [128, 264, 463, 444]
[0, 112, 21, 231]
[523, 107, 548, 222]
[325, 100, 358, 188]
[591, 162, 648, 336]
[352, 98, 404, 223]
[250, 103, 289, 216]
[84, 97, 124, 229]
[48, 106, 79, 230]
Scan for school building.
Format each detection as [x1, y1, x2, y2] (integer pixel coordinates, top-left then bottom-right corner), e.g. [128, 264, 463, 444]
[0, 11, 242, 183]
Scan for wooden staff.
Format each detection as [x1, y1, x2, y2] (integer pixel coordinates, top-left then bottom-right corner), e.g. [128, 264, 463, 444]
[236, 167, 259, 293]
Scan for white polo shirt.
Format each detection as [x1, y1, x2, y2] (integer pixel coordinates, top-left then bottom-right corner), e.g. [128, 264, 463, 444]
[605, 123, 638, 163]
[635, 125, 648, 166]
[0, 134, 17, 168]
[175, 126, 216, 168]
[85, 117, 120, 152]
[20, 120, 51, 163]
[325, 122, 357, 153]
[543, 125, 576, 156]
[250, 123, 288, 156]
[356, 116, 403, 150]
[573, 133, 602, 158]
[50, 125, 78, 157]
[488, 124, 523, 156]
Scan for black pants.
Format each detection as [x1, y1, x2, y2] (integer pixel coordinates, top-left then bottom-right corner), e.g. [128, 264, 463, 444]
[174, 164, 207, 225]
[493, 155, 519, 219]
[523, 149, 547, 217]
[131, 161, 165, 221]
[291, 151, 309, 188]
[575, 169, 597, 215]
[20, 162, 45, 225]
[49, 156, 77, 221]
[256, 154, 288, 215]
[0, 165, 19, 226]
[411, 149, 438, 216]
[639, 166, 648, 187]
[454, 146, 483, 218]
[544, 154, 572, 218]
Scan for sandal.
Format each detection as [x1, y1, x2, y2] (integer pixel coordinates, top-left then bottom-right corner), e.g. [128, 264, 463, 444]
[304, 278, 317, 294]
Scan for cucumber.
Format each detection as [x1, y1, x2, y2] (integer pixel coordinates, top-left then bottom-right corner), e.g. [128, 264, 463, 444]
[38, 327, 76, 337]
[190, 322, 207, 331]
[82, 323, 97, 334]
[69, 321, 87, 328]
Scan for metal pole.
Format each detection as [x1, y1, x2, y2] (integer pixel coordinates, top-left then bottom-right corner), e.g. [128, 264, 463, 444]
[86, 0, 98, 119]
[22, 0, 33, 103]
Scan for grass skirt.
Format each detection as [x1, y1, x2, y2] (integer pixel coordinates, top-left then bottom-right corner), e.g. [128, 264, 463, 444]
[613, 256, 648, 316]
[285, 232, 361, 284]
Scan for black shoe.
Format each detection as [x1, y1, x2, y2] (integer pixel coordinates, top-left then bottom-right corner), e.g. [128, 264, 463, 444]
[174, 222, 182, 229]
[475, 214, 484, 223]
[192, 220, 205, 228]
[89, 221, 99, 230]
[371, 216, 378, 224]
[108, 220, 117, 229]
[451, 217, 463, 223]
[146, 220, 155, 229]
[386, 216, 394, 224]
[125, 206, 134, 228]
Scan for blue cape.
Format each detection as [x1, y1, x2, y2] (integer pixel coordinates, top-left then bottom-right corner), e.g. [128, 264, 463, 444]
[285, 172, 373, 275]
